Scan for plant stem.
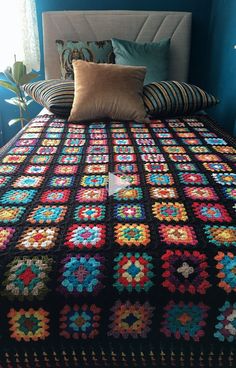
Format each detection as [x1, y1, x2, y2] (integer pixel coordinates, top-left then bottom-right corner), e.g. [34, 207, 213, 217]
[19, 105, 24, 129]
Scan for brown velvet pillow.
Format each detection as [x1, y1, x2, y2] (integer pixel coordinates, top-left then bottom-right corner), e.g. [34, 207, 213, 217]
[68, 60, 147, 122]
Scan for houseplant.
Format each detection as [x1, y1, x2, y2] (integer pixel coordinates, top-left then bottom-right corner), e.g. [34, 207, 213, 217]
[0, 60, 39, 128]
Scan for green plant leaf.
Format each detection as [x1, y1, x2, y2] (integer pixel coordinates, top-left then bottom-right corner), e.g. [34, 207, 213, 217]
[8, 117, 28, 126]
[4, 68, 15, 84]
[19, 72, 39, 85]
[0, 80, 19, 95]
[12, 61, 26, 84]
[5, 97, 20, 106]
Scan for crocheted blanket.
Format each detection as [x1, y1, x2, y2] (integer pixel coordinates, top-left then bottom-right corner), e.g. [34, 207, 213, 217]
[0, 114, 235, 362]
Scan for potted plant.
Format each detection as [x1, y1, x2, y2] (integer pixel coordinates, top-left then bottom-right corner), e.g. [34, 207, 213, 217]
[0, 60, 39, 128]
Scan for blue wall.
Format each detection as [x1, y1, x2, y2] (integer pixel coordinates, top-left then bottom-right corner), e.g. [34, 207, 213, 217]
[206, 0, 236, 134]
[0, 0, 235, 143]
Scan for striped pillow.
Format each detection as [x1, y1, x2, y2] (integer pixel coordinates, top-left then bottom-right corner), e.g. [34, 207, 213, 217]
[23, 80, 74, 116]
[143, 81, 218, 116]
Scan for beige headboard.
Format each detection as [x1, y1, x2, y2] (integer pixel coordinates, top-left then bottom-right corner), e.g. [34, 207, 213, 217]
[43, 10, 192, 81]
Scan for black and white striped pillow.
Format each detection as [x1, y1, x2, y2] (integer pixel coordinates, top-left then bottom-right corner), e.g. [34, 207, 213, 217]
[23, 79, 74, 116]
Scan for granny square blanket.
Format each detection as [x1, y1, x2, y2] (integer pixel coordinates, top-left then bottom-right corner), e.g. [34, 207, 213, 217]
[0, 114, 235, 366]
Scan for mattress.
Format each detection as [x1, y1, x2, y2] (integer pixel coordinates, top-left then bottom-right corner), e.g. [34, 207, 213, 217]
[0, 113, 235, 367]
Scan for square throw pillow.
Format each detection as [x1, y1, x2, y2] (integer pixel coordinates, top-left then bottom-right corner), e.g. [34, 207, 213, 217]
[56, 40, 115, 79]
[143, 81, 219, 116]
[111, 38, 170, 85]
[68, 60, 147, 123]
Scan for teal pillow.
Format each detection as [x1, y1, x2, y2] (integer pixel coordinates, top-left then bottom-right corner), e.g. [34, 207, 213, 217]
[111, 38, 170, 85]
[56, 40, 115, 79]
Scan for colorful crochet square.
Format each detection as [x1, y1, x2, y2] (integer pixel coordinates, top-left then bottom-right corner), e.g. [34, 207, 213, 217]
[113, 252, 154, 292]
[12, 176, 44, 188]
[184, 187, 219, 201]
[0, 176, 11, 188]
[59, 304, 101, 339]
[215, 252, 236, 293]
[159, 225, 198, 246]
[36, 147, 57, 155]
[175, 163, 198, 171]
[17, 227, 58, 250]
[3, 256, 52, 300]
[213, 172, 236, 186]
[204, 225, 236, 247]
[214, 301, 236, 342]
[58, 254, 104, 295]
[65, 224, 106, 249]
[178, 173, 208, 185]
[30, 155, 52, 164]
[40, 190, 70, 203]
[144, 163, 169, 172]
[85, 155, 109, 164]
[160, 301, 209, 341]
[115, 163, 138, 173]
[84, 164, 108, 174]
[192, 203, 232, 223]
[54, 165, 78, 175]
[195, 154, 221, 162]
[152, 202, 188, 222]
[203, 162, 232, 172]
[146, 173, 174, 186]
[57, 155, 81, 164]
[81, 175, 108, 187]
[28, 205, 67, 224]
[87, 146, 108, 154]
[7, 308, 49, 341]
[108, 301, 154, 338]
[0, 227, 15, 250]
[114, 204, 146, 221]
[205, 138, 227, 145]
[113, 187, 143, 201]
[0, 206, 25, 223]
[0, 165, 18, 174]
[222, 188, 236, 200]
[73, 205, 105, 222]
[76, 188, 107, 202]
[2, 155, 26, 164]
[114, 224, 150, 247]
[24, 165, 48, 175]
[49, 176, 74, 188]
[163, 146, 186, 153]
[149, 187, 178, 200]
[0, 189, 37, 205]
[161, 250, 210, 294]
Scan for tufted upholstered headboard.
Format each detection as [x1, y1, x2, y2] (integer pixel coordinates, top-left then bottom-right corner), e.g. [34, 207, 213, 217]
[43, 10, 192, 81]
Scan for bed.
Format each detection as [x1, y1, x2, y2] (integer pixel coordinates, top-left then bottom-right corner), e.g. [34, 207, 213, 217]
[0, 10, 235, 368]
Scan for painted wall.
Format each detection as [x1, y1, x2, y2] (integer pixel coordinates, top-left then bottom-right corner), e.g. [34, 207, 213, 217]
[205, 0, 236, 134]
[1, 0, 235, 143]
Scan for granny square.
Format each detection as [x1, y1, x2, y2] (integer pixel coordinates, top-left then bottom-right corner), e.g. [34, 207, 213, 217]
[76, 188, 107, 202]
[159, 225, 198, 246]
[58, 254, 104, 295]
[73, 205, 106, 222]
[161, 250, 210, 294]
[108, 301, 154, 338]
[40, 190, 71, 203]
[0, 227, 15, 250]
[2, 256, 52, 300]
[160, 301, 209, 341]
[0, 189, 37, 205]
[12, 176, 44, 188]
[114, 223, 150, 247]
[27, 205, 67, 224]
[65, 224, 106, 249]
[17, 227, 59, 250]
[214, 302, 236, 342]
[152, 202, 188, 222]
[114, 204, 146, 221]
[113, 252, 154, 292]
[204, 225, 236, 247]
[0, 206, 25, 223]
[7, 308, 49, 341]
[192, 203, 232, 223]
[59, 304, 101, 339]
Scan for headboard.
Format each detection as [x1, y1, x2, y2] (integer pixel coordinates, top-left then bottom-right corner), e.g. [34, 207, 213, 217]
[43, 10, 192, 81]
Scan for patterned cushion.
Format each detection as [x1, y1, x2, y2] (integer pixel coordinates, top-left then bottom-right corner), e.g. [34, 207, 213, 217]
[56, 40, 115, 79]
[143, 81, 219, 116]
[23, 80, 74, 116]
